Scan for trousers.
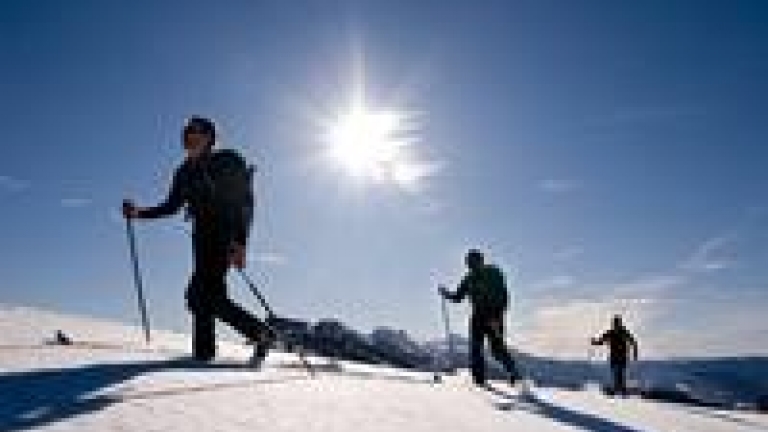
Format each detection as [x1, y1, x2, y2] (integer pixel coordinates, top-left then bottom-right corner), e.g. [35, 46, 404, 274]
[186, 232, 265, 359]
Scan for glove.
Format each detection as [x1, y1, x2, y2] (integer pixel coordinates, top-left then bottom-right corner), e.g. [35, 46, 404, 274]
[122, 199, 140, 219]
[229, 242, 246, 270]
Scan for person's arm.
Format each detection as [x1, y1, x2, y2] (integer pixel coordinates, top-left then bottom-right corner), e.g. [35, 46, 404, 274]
[440, 276, 469, 303]
[226, 189, 252, 270]
[138, 168, 185, 219]
[628, 332, 639, 361]
[232, 198, 253, 246]
[591, 331, 608, 346]
[491, 265, 509, 311]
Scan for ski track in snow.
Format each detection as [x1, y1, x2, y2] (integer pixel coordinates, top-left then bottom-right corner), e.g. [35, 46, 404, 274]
[1, 305, 766, 432]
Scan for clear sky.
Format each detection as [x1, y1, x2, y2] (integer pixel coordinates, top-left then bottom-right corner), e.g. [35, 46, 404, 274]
[1, 1, 767, 358]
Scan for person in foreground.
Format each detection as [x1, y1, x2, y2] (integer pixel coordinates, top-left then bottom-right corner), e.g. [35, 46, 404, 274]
[123, 116, 273, 364]
[440, 249, 521, 387]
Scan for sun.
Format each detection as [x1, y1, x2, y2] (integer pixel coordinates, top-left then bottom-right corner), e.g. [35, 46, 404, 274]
[317, 49, 440, 191]
[325, 104, 406, 178]
[322, 100, 424, 188]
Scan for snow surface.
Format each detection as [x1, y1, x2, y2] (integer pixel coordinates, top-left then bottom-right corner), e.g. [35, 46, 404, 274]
[1, 305, 766, 432]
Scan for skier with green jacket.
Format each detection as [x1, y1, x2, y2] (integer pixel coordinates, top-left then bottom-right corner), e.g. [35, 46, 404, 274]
[440, 249, 521, 387]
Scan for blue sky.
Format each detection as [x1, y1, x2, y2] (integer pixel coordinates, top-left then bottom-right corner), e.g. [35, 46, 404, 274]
[1, 1, 767, 358]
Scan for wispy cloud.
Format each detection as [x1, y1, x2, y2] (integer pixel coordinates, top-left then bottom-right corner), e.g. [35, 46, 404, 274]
[252, 252, 287, 266]
[517, 218, 766, 357]
[517, 292, 768, 358]
[612, 273, 688, 298]
[416, 199, 448, 216]
[552, 245, 585, 261]
[678, 232, 739, 273]
[0, 175, 30, 193]
[515, 210, 766, 358]
[393, 160, 446, 193]
[655, 301, 768, 357]
[516, 297, 659, 359]
[597, 226, 746, 299]
[528, 275, 575, 292]
[60, 198, 92, 208]
[539, 179, 580, 194]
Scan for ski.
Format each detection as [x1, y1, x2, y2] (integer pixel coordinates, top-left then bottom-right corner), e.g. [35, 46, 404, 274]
[238, 269, 316, 377]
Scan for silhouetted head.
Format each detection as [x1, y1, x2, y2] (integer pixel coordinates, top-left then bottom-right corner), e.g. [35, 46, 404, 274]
[183, 116, 216, 160]
[612, 315, 623, 329]
[465, 249, 485, 271]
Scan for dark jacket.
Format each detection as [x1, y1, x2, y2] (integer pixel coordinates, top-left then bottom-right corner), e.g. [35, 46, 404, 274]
[595, 326, 638, 365]
[140, 149, 253, 246]
[446, 264, 509, 315]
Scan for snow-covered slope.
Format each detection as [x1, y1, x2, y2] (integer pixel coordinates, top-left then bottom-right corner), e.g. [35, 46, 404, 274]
[1, 305, 766, 432]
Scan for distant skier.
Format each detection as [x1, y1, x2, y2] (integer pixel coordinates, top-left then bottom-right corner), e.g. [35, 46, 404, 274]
[439, 249, 521, 387]
[54, 330, 73, 346]
[591, 315, 639, 395]
[123, 116, 274, 363]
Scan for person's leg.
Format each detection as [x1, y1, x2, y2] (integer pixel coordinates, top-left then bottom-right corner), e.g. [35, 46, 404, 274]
[192, 311, 216, 360]
[211, 292, 269, 341]
[486, 314, 520, 380]
[617, 363, 628, 394]
[610, 363, 626, 393]
[197, 234, 268, 343]
[188, 234, 229, 359]
[469, 313, 487, 385]
[187, 273, 216, 360]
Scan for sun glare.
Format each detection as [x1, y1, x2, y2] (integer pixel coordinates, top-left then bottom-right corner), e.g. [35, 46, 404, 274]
[317, 48, 440, 191]
[322, 101, 424, 189]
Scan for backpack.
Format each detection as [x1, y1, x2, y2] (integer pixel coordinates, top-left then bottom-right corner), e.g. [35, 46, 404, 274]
[200, 149, 255, 238]
[470, 265, 509, 311]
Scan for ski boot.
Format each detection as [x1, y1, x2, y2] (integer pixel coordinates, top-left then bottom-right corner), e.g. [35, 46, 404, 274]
[248, 327, 277, 368]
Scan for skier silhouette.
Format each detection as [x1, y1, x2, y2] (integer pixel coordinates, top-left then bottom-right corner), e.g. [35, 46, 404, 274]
[591, 315, 639, 395]
[123, 116, 273, 363]
[439, 249, 521, 387]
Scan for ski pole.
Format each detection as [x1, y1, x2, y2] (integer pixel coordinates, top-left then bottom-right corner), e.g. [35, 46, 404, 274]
[630, 356, 643, 394]
[438, 289, 456, 373]
[587, 344, 601, 385]
[238, 269, 276, 318]
[123, 202, 151, 344]
[237, 269, 315, 376]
